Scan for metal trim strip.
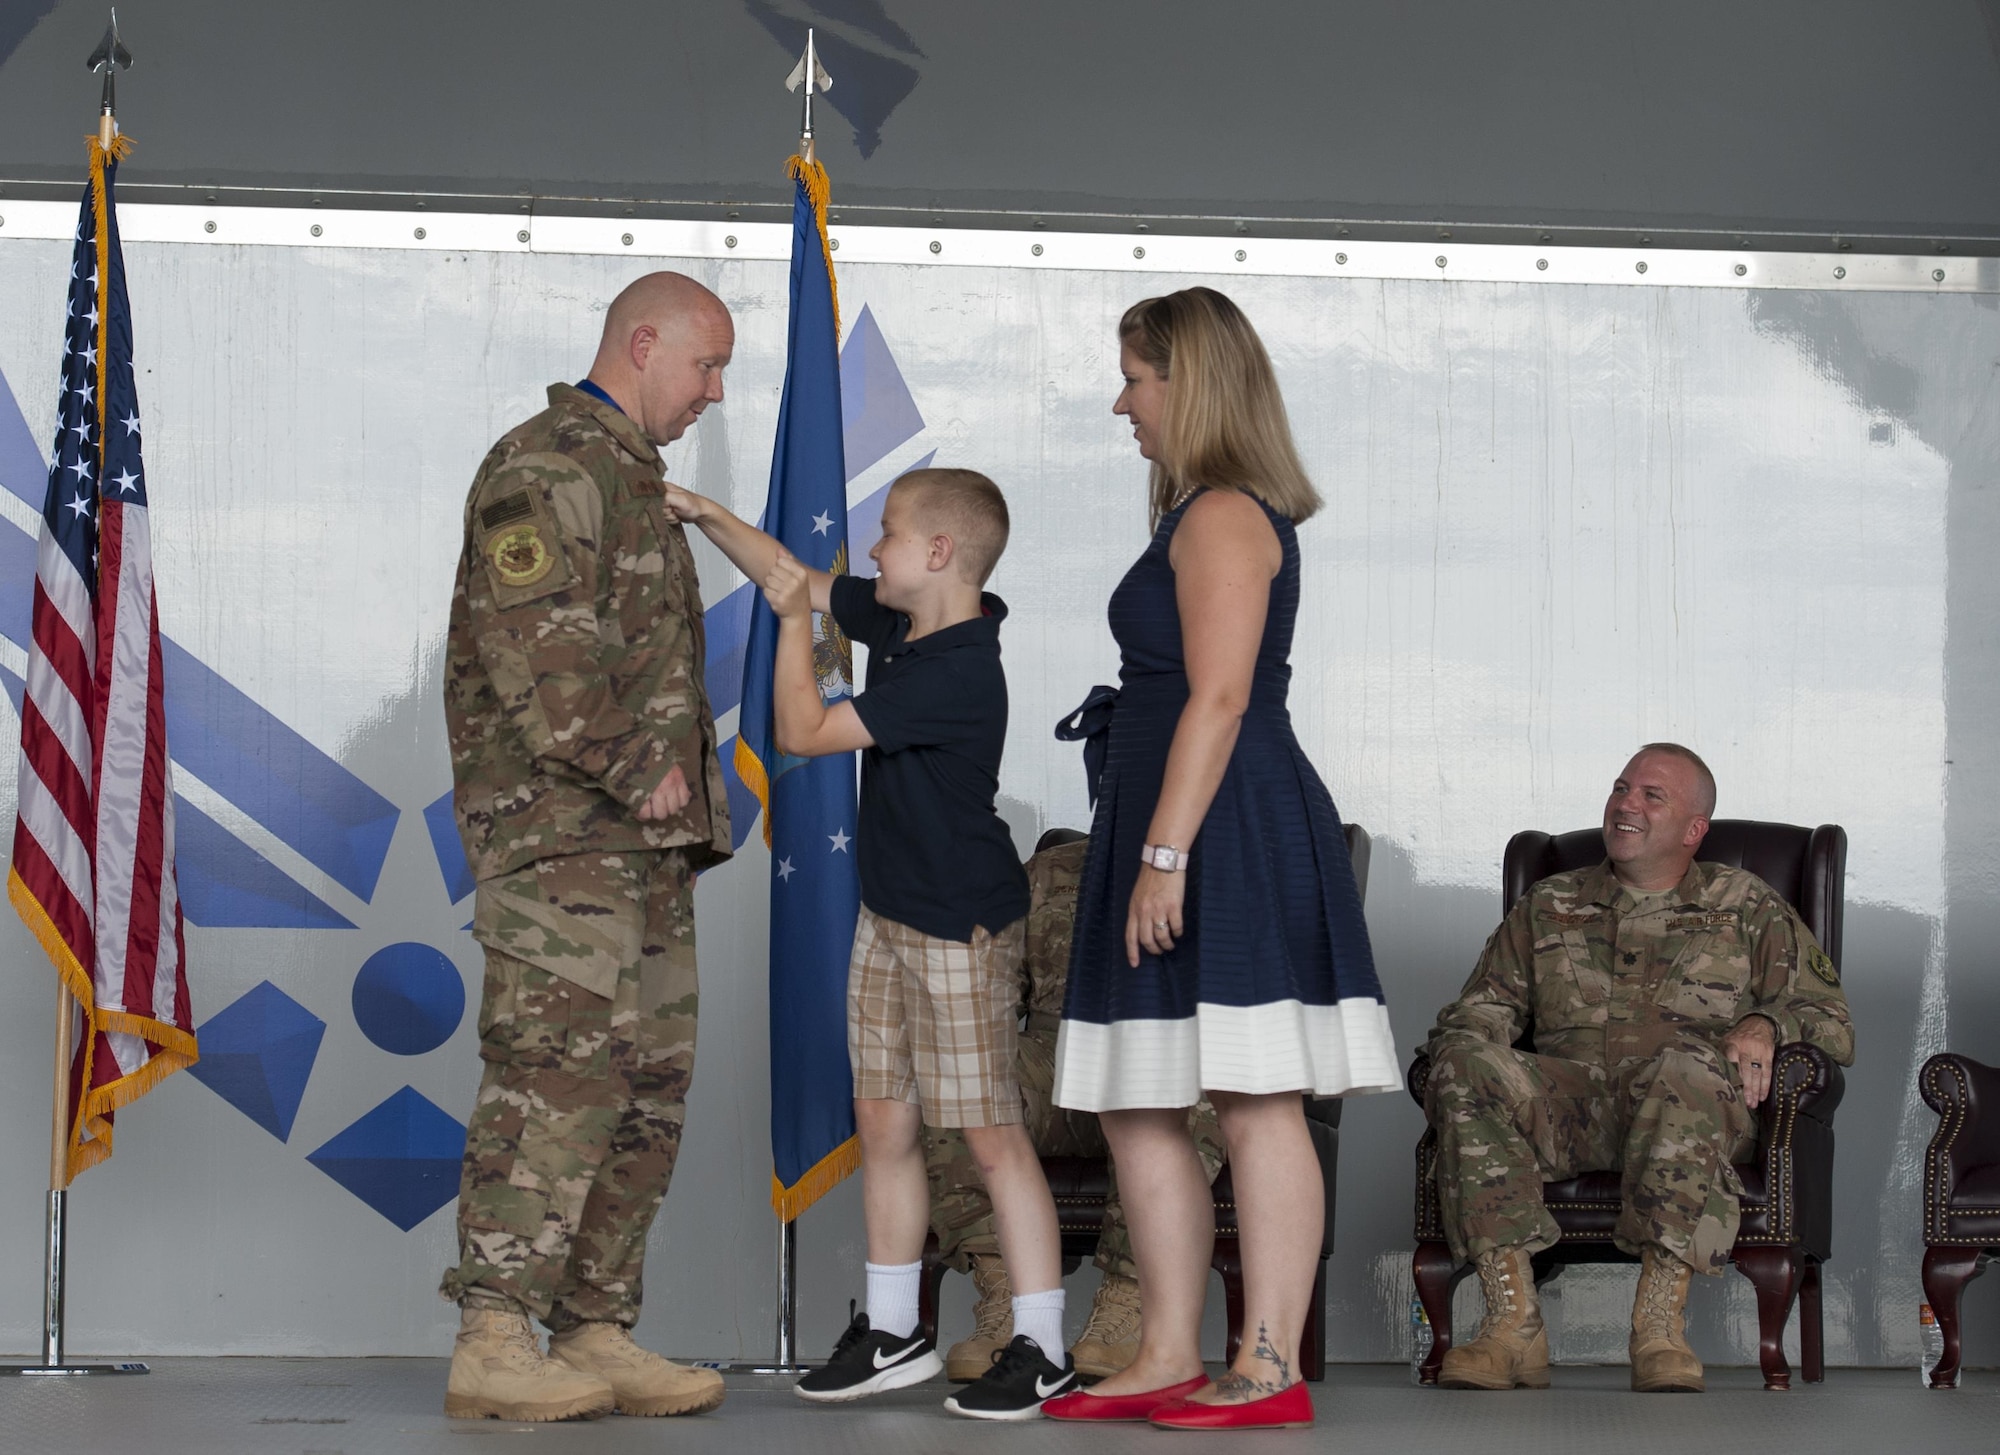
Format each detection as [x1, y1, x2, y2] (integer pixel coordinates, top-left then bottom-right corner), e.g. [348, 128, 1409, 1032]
[0, 200, 1991, 294]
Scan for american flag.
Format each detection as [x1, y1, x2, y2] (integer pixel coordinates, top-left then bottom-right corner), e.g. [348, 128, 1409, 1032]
[9, 136, 195, 1181]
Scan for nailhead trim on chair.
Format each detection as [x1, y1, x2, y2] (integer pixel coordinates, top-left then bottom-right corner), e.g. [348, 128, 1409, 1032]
[1922, 1057, 1968, 1244]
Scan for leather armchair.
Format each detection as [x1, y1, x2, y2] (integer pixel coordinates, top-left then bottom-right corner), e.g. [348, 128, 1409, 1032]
[918, 824, 1367, 1383]
[1919, 1052, 2000, 1387]
[1408, 820, 1848, 1391]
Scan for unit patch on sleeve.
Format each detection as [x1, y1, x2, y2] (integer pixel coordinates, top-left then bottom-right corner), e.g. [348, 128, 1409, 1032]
[472, 481, 577, 607]
[1807, 946, 1840, 987]
[489, 522, 554, 587]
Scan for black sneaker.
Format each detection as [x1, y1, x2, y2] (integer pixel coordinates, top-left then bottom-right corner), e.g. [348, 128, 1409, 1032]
[795, 1305, 943, 1403]
[943, 1335, 1078, 1420]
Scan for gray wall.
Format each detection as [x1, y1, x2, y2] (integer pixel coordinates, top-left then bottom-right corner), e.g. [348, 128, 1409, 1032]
[0, 208, 1996, 1368]
[5, 2, 2000, 244]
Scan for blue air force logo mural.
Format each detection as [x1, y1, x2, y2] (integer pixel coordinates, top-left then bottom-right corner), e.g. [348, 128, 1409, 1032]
[0, 303, 931, 1232]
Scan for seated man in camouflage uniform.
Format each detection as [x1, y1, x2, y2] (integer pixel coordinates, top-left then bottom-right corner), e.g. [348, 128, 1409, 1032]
[923, 834, 1226, 1382]
[1424, 743, 1853, 1393]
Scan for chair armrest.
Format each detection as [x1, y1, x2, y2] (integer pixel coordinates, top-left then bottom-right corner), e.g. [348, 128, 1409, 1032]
[1761, 1041, 1843, 1131]
[1754, 1042, 1842, 1257]
[1920, 1053, 2000, 1199]
[1408, 1050, 1433, 1107]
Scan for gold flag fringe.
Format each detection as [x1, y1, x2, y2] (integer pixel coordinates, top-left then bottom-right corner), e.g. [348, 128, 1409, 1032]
[10, 869, 197, 1181]
[86, 132, 132, 444]
[786, 155, 840, 342]
[771, 1133, 860, 1223]
[734, 735, 775, 850]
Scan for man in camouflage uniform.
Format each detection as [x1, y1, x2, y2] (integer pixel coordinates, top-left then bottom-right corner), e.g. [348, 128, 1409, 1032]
[438, 273, 735, 1422]
[923, 836, 1227, 1382]
[1425, 743, 1853, 1394]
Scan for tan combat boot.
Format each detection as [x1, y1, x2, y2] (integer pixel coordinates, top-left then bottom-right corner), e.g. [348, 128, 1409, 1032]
[445, 1304, 615, 1421]
[1437, 1247, 1550, 1390]
[1069, 1272, 1142, 1380]
[944, 1255, 1014, 1382]
[549, 1321, 726, 1416]
[1630, 1248, 1704, 1393]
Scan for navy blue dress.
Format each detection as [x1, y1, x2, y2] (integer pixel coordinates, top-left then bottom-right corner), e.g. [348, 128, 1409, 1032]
[1052, 491, 1399, 1110]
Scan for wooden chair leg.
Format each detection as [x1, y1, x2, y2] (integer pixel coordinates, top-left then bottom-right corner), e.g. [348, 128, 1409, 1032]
[1300, 1257, 1327, 1382]
[1215, 1236, 1246, 1367]
[1799, 1258, 1823, 1384]
[1732, 1246, 1802, 1391]
[917, 1238, 947, 1348]
[1412, 1240, 1459, 1385]
[1922, 1245, 1988, 1389]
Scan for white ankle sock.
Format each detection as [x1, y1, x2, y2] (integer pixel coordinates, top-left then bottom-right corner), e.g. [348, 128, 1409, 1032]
[1011, 1287, 1065, 1361]
[865, 1260, 922, 1340]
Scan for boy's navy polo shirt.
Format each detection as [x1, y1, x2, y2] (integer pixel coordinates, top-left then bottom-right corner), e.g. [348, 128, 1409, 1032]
[830, 575, 1030, 942]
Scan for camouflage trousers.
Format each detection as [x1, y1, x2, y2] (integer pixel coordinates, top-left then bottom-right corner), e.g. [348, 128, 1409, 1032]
[924, 1015, 1226, 1281]
[1426, 1033, 1756, 1276]
[440, 849, 698, 1331]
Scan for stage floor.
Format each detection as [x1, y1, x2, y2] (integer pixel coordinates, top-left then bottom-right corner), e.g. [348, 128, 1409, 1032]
[1, 1360, 1993, 1454]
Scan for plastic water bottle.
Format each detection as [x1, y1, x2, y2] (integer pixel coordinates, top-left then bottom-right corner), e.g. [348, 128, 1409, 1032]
[1409, 1294, 1433, 1384]
[1920, 1302, 1944, 1386]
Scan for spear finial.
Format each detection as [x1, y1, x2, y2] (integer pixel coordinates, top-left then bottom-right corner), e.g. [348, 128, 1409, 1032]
[784, 28, 833, 163]
[86, 9, 132, 148]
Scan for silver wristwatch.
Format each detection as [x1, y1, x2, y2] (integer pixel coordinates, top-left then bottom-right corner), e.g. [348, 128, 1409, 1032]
[1140, 843, 1189, 872]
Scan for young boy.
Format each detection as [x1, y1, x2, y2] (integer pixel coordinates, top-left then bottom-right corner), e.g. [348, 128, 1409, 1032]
[665, 469, 1077, 1420]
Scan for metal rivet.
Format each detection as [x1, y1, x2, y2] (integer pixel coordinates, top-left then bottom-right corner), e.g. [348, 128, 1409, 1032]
[0, 215, 8, 229]
[1133, 246, 1145, 259]
[1335, 252, 1348, 265]
[621, 232, 634, 246]
[1435, 255, 1447, 269]
[1536, 258, 1548, 271]
[725, 235, 738, 249]
[1031, 243, 1044, 256]
[414, 226, 427, 240]
[310, 223, 322, 238]
[1734, 263, 1747, 276]
[829, 237, 839, 251]
[1834, 266, 1846, 280]
[517, 229, 530, 243]
[1635, 261, 1648, 274]
[1934, 268, 1946, 282]
[1235, 249, 1247, 262]
[204, 220, 216, 234]
[930, 240, 942, 254]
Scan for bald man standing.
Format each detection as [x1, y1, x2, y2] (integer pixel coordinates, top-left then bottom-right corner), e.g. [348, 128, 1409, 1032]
[439, 273, 735, 1421]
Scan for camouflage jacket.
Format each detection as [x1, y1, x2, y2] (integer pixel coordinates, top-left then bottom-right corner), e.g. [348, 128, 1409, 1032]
[445, 384, 731, 882]
[1022, 839, 1087, 1024]
[1428, 859, 1854, 1069]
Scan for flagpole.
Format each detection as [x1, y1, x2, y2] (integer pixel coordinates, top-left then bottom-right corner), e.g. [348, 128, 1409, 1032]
[41, 984, 73, 1365]
[2, 5, 150, 1384]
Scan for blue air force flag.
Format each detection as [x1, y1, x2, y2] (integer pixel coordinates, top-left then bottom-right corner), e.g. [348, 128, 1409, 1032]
[735, 156, 861, 1220]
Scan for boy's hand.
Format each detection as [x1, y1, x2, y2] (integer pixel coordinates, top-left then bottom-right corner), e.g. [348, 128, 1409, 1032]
[660, 482, 710, 524]
[763, 548, 812, 620]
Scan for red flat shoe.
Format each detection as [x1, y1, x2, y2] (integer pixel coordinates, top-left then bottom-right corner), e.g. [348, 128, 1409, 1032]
[1149, 1380, 1314, 1430]
[1043, 1375, 1209, 1422]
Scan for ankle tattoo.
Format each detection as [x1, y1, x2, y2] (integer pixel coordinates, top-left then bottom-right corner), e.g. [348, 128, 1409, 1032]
[1214, 1322, 1293, 1398]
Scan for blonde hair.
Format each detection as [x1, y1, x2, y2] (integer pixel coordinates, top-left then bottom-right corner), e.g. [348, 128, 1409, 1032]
[1118, 287, 1321, 527]
[893, 467, 1011, 585]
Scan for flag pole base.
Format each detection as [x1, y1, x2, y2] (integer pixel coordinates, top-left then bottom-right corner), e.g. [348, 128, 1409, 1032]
[0, 1362, 149, 1376]
[693, 1211, 816, 1372]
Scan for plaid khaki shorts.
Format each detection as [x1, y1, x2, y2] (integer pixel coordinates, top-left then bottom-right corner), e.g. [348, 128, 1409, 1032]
[847, 907, 1027, 1128]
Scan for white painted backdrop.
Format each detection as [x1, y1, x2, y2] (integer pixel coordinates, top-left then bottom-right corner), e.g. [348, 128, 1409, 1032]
[0, 226, 1986, 1367]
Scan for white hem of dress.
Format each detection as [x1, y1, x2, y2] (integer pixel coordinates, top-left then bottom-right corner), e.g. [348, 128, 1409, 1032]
[1051, 997, 1401, 1111]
